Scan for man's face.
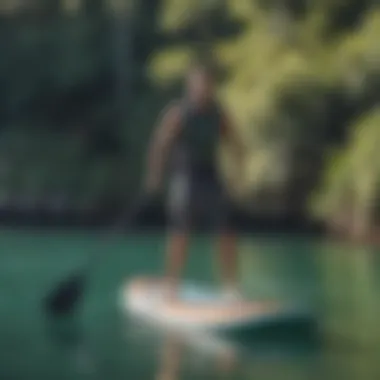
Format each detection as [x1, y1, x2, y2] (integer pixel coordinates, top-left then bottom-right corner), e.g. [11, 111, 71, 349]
[187, 68, 214, 105]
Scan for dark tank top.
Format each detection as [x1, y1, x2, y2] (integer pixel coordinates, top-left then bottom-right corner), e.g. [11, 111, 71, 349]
[170, 98, 223, 178]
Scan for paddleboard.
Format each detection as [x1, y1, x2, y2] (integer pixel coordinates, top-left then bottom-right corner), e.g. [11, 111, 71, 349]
[120, 277, 315, 336]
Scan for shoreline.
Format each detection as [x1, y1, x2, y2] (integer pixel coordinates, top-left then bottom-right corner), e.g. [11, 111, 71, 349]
[0, 206, 324, 234]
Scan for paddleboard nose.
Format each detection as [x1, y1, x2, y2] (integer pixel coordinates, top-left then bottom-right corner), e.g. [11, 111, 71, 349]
[123, 278, 169, 314]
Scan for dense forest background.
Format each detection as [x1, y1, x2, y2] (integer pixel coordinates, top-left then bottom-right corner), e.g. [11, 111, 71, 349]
[0, 0, 379, 236]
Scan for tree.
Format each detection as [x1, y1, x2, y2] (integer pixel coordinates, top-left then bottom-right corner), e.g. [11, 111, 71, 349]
[311, 107, 380, 237]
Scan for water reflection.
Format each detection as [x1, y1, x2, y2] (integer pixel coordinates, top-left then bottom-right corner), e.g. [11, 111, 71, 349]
[317, 242, 380, 349]
[154, 334, 238, 380]
[43, 235, 380, 380]
[236, 237, 380, 380]
[239, 237, 380, 350]
[126, 308, 319, 380]
[155, 337, 181, 380]
[45, 317, 98, 379]
[239, 236, 319, 301]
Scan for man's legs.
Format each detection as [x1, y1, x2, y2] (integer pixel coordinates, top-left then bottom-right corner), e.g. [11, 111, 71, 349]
[165, 171, 192, 300]
[213, 182, 240, 296]
[165, 230, 239, 298]
[217, 229, 239, 292]
[164, 230, 189, 299]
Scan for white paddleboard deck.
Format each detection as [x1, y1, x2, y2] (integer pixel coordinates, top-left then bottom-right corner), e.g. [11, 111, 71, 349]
[120, 277, 310, 331]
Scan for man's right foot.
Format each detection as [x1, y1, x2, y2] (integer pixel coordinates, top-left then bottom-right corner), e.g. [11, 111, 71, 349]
[221, 288, 244, 302]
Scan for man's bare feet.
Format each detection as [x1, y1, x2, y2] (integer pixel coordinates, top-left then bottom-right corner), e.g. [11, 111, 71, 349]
[221, 287, 243, 302]
[162, 279, 179, 304]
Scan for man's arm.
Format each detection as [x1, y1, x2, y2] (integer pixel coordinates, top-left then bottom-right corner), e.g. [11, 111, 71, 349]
[145, 104, 182, 192]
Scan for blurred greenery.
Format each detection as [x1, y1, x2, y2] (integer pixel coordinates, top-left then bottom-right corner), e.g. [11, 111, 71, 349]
[0, 0, 379, 233]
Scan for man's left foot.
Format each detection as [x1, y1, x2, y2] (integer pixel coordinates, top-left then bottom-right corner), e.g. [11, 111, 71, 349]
[222, 288, 244, 302]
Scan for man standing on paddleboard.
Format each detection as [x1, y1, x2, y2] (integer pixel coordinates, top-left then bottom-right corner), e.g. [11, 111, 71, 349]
[144, 60, 245, 301]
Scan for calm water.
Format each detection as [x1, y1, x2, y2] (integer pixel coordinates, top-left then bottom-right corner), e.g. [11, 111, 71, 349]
[0, 230, 380, 380]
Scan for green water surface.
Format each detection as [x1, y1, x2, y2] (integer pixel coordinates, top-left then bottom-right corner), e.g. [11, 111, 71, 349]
[0, 230, 379, 380]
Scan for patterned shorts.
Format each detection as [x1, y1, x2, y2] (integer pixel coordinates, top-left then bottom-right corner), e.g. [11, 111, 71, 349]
[166, 170, 233, 232]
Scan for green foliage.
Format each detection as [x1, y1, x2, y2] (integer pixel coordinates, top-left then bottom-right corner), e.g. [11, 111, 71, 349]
[0, 0, 379, 221]
[311, 107, 380, 226]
